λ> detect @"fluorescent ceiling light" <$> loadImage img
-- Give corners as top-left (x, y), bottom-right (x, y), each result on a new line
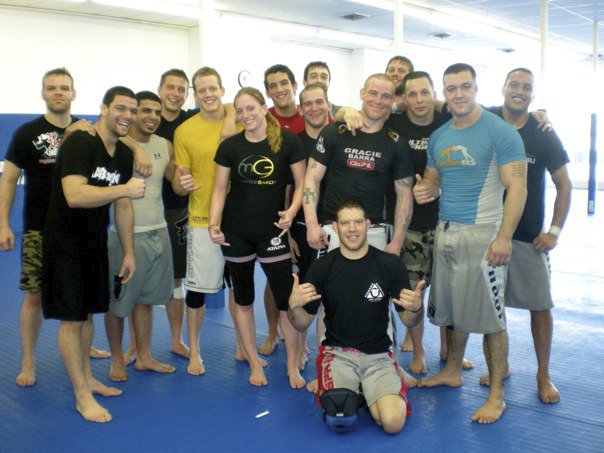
top-left (346, 0), bottom-right (591, 54)
top-left (92, 0), bottom-right (199, 18)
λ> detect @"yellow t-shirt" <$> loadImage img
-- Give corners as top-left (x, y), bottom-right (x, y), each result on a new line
top-left (173, 114), bottom-right (241, 228)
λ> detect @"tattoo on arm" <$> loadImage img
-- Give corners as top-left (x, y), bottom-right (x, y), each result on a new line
top-left (303, 188), bottom-right (316, 205)
top-left (311, 162), bottom-right (317, 169)
top-left (511, 161), bottom-right (526, 177)
top-left (395, 177), bottom-right (413, 189)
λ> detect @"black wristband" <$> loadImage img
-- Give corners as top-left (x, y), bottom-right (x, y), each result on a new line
top-left (410, 305), bottom-right (422, 314)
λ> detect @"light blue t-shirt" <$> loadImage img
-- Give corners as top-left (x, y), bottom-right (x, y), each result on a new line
top-left (426, 109), bottom-right (525, 224)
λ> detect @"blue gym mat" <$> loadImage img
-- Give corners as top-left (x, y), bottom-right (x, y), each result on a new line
top-left (0, 190), bottom-right (603, 452)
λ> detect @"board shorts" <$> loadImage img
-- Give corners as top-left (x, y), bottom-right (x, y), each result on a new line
top-left (317, 346), bottom-right (411, 415)
top-left (506, 239), bottom-right (554, 310)
top-left (108, 228), bottom-right (173, 318)
top-left (185, 227), bottom-right (224, 294)
top-left (428, 220), bottom-right (507, 334)
top-left (401, 229), bottom-right (435, 289)
top-left (42, 249), bottom-right (110, 321)
top-left (165, 207), bottom-right (188, 279)
top-left (20, 230), bottom-right (43, 293)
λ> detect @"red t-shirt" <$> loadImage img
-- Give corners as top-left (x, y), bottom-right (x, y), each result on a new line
top-left (268, 107), bottom-right (305, 134)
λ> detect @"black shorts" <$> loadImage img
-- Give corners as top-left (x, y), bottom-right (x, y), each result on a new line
top-left (289, 220), bottom-right (316, 281)
top-left (164, 207), bottom-right (188, 279)
top-left (42, 252), bottom-right (109, 321)
top-left (222, 229), bottom-right (290, 261)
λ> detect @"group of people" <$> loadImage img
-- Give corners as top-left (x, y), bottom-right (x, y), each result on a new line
top-left (0, 56), bottom-right (571, 434)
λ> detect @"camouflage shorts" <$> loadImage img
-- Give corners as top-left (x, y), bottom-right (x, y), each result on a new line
top-left (20, 230), bottom-right (43, 293)
top-left (401, 229), bottom-right (435, 288)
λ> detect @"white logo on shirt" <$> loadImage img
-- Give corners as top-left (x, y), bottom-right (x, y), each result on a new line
top-left (365, 283), bottom-right (384, 303)
top-left (316, 136), bottom-right (325, 154)
top-left (91, 166), bottom-right (121, 186)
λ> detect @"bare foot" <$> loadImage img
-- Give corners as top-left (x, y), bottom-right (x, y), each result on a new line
top-left (109, 360), bottom-right (128, 382)
top-left (186, 356), bottom-right (206, 376)
top-left (235, 349), bottom-right (247, 362)
top-left (258, 336), bottom-right (278, 356)
top-left (135, 358), bottom-right (176, 374)
top-left (123, 346), bottom-right (137, 366)
top-left (170, 342), bottom-right (190, 359)
top-left (88, 378), bottom-right (123, 397)
top-left (306, 378), bottom-right (318, 394)
top-left (297, 352), bottom-right (308, 371)
top-left (418, 370), bottom-right (463, 388)
top-left (471, 398), bottom-right (506, 424)
top-left (537, 376), bottom-right (560, 404)
top-left (440, 354), bottom-right (475, 370)
top-left (288, 368), bottom-right (306, 389)
top-left (16, 362), bottom-right (36, 387)
top-left (76, 394), bottom-right (112, 423)
top-left (397, 364), bottom-right (417, 388)
top-left (462, 358), bottom-right (475, 370)
top-left (400, 337), bottom-right (414, 352)
top-left (409, 356), bottom-right (428, 375)
top-left (479, 369), bottom-right (511, 386)
top-left (249, 367), bottom-right (268, 386)
top-left (89, 347), bottom-right (111, 359)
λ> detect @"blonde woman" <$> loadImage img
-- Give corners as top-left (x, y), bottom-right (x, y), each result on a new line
top-left (209, 87), bottom-right (306, 388)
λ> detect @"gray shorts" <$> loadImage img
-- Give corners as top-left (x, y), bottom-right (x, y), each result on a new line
top-left (108, 228), bottom-right (174, 318)
top-left (506, 240), bottom-right (554, 311)
top-left (316, 346), bottom-right (410, 414)
top-left (428, 221), bottom-right (507, 334)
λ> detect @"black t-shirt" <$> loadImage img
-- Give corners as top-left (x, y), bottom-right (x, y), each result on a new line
top-left (5, 115), bottom-right (77, 231)
top-left (304, 246), bottom-right (411, 354)
top-left (156, 109), bottom-right (198, 211)
top-left (311, 123), bottom-right (413, 224)
top-left (44, 131), bottom-right (133, 257)
top-left (214, 130), bottom-right (305, 234)
top-left (385, 111), bottom-right (448, 231)
top-left (490, 107), bottom-right (570, 243)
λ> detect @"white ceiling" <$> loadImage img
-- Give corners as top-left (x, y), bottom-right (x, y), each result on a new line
top-left (1, 0), bottom-right (603, 56)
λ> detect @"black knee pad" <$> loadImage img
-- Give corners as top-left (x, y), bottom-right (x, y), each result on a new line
top-left (185, 290), bottom-right (205, 309)
top-left (320, 388), bottom-right (360, 433)
top-left (227, 260), bottom-right (255, 306)
top-left (260, 260), bottom-right (292, 311)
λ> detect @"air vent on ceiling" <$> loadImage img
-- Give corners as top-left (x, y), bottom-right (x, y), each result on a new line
top-left (430, 32), bottom-right (452, 39)
top-left (341, 13), bottom-right (370, 21)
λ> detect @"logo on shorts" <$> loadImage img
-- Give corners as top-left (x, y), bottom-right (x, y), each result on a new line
top-left (267, 236), bottom-right (287, 252)
top-left (365, 283), bottom-right (384, 303)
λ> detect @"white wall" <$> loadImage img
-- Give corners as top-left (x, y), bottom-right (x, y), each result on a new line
top-left (0, 8), bottom-right (191, 115)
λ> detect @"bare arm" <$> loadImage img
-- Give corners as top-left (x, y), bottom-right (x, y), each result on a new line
top-left (334, 106), bottom-right (366, 136)
top-left (208, 164), bottom-right (230, 245)
top-left (413, 167), bottom-right (440, 204)
top-left (385, 176), bottom-right (413, 255)
top-left (533, 164), bottom-right (572, 253)
top-left (302, 158), bottom-right (329, 249)
top-left (486, 160), bottom-right (528, 266)
top-left (163, 140), bottom-right (176, 182)
top-left (113, 197), bottom-right (135, 284)
top-left (0, 161), bottom-right (21, 250)
top-left (62, 174), bottom-right (145, 209)
top-left (394, 281), bottom-right (426, 328)
top-left (287, 274), bottom-right (319, 332)
top-left (120, 135), bottom-right (153, 178)
top-left (220, 103), bottom-right (238, 142)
